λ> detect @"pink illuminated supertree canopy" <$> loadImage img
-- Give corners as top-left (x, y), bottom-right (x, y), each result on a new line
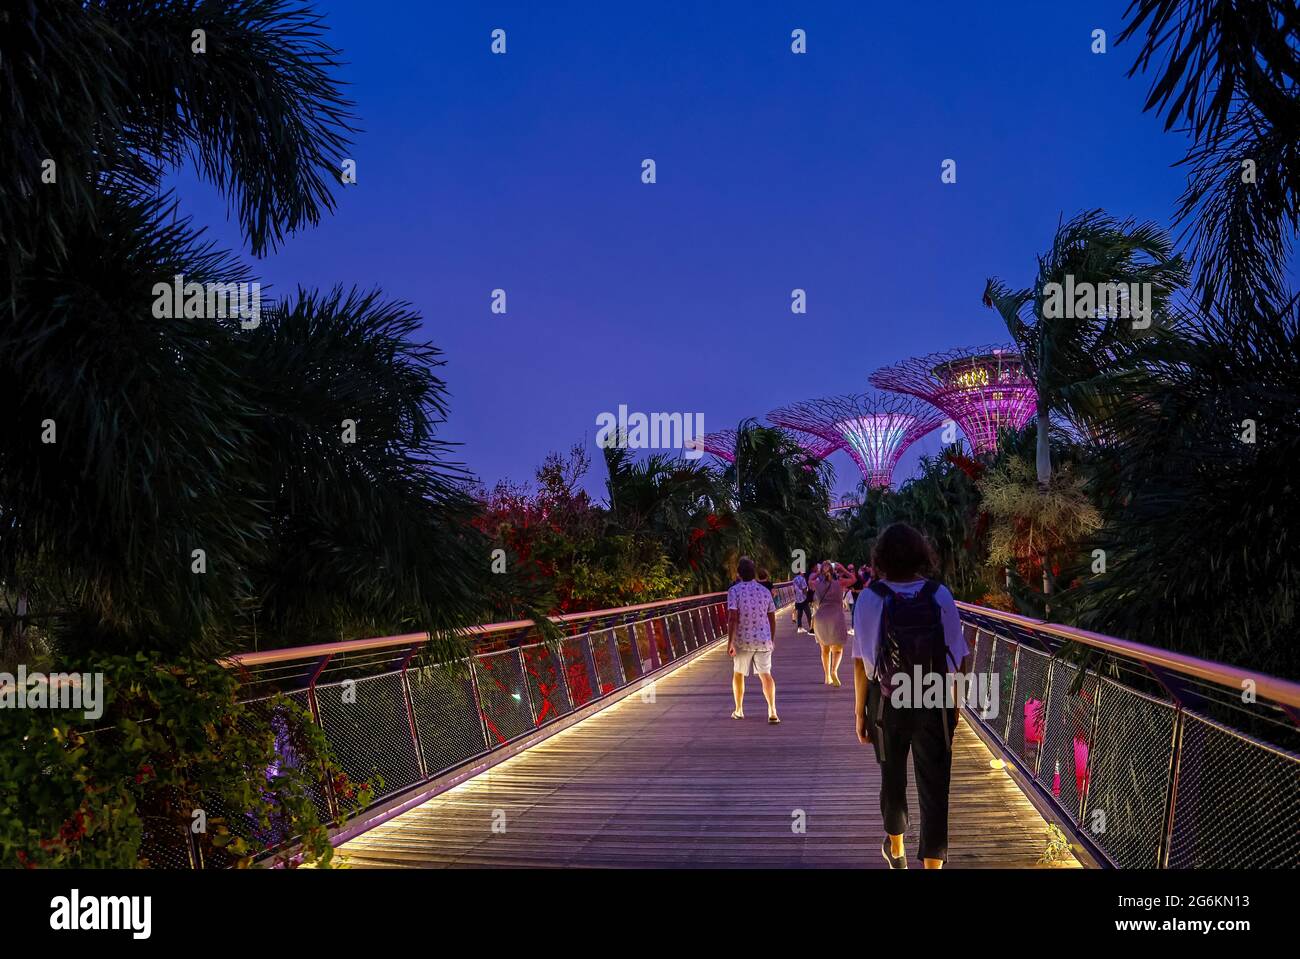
top-left (687, 429), bottom-right (739, 462)
top-left (781, 427), bottom-right (841, 462)
top-left (869, 345), bottom-right (1037, 454)
top-left (769, 393), bottom-right (942, 487)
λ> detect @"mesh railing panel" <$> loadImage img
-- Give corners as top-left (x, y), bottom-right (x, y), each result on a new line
top-left (138, 785), bottom-right (195, 870)
top-left (973, 629), bottom-right (994, 681)
top-left (591, 628), bottom-right (625, 693)
top-left (1167, 711), bottom-right (1300, 869)
top-left (651, 618), bottom-right (673, 666)
top-left (198, 692), bottom-right (334, 868)
top-left (521, 642), bottom-right (573, 727)
top-left (407, 664), bottom-right (488, 776)
top-left (990, 639), bottom-right (1019, 741)
top-left (316, 673), bottom-right (424, 803)
top-left (698, 606), bottom-right (716, 643)
top-left (1034, 660), bottom-right (1099, 823)
top-left (1007, 647), bottom-right (1052, 773)
top-left (1083, 680), bottom-right (1177, 868)
top-left (682, 609), bottom-right (703, 650)
top-left (561, 635), bottom-right (600, 708)
top-left (616, 624), bottom-right (643, 682)
top-left (473, 649), bottom-right (534, 745)
top-left (633, 621), bottom-right (657, 672)
top-left (666, 614), bottom-right (688, 658)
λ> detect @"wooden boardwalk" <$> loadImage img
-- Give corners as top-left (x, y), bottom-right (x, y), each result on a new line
top-left (337, 611), bottom-right (1079, 868)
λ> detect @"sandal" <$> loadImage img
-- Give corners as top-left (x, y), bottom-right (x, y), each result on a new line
top-left (768, 715), bottom-right (781, 724)
top-left (731, 710), bottom-right (744, 720)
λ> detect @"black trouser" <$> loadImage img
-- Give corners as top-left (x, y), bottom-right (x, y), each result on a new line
top-left (795, 600), bottom-right (812, 630)
top-left (878, 703), bottom-right (954, 862)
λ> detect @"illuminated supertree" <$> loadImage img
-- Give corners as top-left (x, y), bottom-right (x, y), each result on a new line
top-left (687, 429), bottom-right (739, 462)
top-left (870, 345), bottom-right (1036, 454)
top-left (687, 426), bottom-right (838, 464)
top-left (769, 392), bottom-right (942, 487)
top-left (782, 428), bottom-right (841, 462)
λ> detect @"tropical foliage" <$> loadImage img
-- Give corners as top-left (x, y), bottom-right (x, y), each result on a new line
top-left (0, 653), bottom-right (372, 868)
top-left (477, 423), bottom-right (839, 613)
top-left (0, 1), bottom-right (497, 869)
top-left (0, 1), bottom-right (493, 666)
top-left (1120, 0), bottom-right (1300, 316)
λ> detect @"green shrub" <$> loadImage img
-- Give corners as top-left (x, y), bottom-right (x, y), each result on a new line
top-left (0, 653), bottom-right (370, 868)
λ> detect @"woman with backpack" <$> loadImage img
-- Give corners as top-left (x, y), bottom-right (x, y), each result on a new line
top-left (851, 523), bottom-right (970, 869)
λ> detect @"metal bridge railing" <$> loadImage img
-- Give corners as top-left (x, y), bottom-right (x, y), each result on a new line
top-left (956, 602), bottom-right (1300, 869)
top-left (142, 587), bottom-right (1297, 868)
top-left (148, 584), bottom-right (797, 867)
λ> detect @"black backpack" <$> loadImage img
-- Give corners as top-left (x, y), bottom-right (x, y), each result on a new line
top-left (864, 580), bottom-right (957, 761)
top-left (869, 579), bottom-right (952, 695)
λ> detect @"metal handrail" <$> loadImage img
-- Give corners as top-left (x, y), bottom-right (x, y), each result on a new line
top-left (184, 589), bottom-right (1298, 869)
top-left (956, 605), bottom-right (1300, 869)
top-left (222, 586), bottom-right (777, 669)
top-left (170, 584), bottom-right (797, 867)
top-left (955, 601), bottom-right (1300, 710)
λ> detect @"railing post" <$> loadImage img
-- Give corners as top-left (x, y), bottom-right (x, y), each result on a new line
top-left (554, 635), bottom-right (575, 711)
top-left (1000, 641), bottom-right (1019, 743)
top-left (1156, 707), bottom-right (1185, 868)
top-left (466, 652), bottom-right (494, 748)
top-left (397, 642), bottom-right (428, 780)
top-left (1031, 657), bottom-right (1054, 778)
top-left (517, 647), bottom-right (538, 726)
top-left (304, 655), bottom-right (338, 822)
top-left (645, 617), bottom-right (662, 672)
top-left (1080, 672), bottom-right (1103, 822)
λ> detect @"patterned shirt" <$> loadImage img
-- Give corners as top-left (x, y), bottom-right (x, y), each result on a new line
top-left (727, 580), bottom-right (777, 650)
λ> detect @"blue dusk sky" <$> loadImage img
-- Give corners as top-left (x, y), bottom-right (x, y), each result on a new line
top-left (172, 1), bottom-right (1255, 498)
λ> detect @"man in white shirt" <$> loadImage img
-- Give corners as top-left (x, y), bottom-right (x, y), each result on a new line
top-left (726, 556), bottom-right (779, 723)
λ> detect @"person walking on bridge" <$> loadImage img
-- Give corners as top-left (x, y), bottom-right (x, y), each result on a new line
top-left (726, 556), bottom-right (780, 724)
top-left (811, 561), bottom-right (854, 686)
top-left (792, 569), bottom-right (812, 633)
top-left (852, 523), bottom-right (970, 869)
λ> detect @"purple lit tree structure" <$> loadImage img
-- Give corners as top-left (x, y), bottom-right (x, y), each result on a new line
top-left (688, 427), bottom-right (838, 465)
top-left (782, 428), bottom-right (841, 463)
top-left (870, 345), bottom-right (1036, 454)
top-left (689, 429), bottom-right (739, 463)
top-left (769, 393), bottom-right (942, 487)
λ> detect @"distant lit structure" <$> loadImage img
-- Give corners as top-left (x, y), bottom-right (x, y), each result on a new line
top-left (870, 345), bottom-right (1036, 454)
top-left (687, 426), bottom-right (839, 465)
top-left (769, 392), bottom-right (942, 487)
top-left (689, 429), bottom-right (739, 463)
top-left (783, 428), bottom-right (841, 462)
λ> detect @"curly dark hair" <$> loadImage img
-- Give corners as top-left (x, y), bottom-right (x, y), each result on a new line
top-left (870, 522), bottom-right (937, 581)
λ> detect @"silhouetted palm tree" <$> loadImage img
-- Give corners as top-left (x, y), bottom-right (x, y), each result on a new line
top-left (983, 210), bottom-right (1188, 489)
top-left (723, 421), bottom-right (837, 576)
top-left (1073, 296), bottom-right (1300, 678)
top-left (0, 2), bottom-right (490, 660)
top-left (1120, 0), bottom-right (1300, 315)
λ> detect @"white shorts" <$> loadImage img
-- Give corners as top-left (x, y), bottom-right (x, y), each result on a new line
top-left (733, 647), bottom-right (773, 676)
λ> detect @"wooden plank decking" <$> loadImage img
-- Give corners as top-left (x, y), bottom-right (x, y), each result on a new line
top-left (337, 611), bottom-right (1079, 868)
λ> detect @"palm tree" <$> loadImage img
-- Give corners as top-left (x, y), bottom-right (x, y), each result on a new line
top-left (1, 0), bottom-right (354, 267)
top-left (1059, 292), bottom-right (1300, 675)
top-left (722, 421), bottom-right (837, 576)
top-left (983, 210), bottom-right (1189, 490)
top-left (0, 2), bottom-right (491, 660)
top-left (1119, 1), bottom-right (1300, 316)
